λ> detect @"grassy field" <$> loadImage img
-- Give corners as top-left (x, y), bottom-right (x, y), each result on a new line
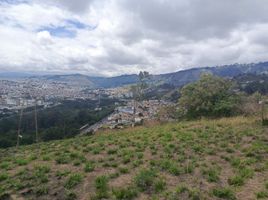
top-left (0, 117), bottom-right (267, 200)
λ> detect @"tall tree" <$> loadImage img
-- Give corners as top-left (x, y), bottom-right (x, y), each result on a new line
top-left (178, 74), bottom-right (240, 118)
top-left (131, 71), bottom-right (150, 101)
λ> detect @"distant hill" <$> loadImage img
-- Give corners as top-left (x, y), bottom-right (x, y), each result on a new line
top-left (154, 62), bottom-right (268, 87)
top-left (36, 74), bottom-right (96, 87)
top-left (89, 74), bottom-right (138, 88)
top-left (2, 61), bottom-right (267, 88)
top-left (234, 73), bottom-right (268, 95)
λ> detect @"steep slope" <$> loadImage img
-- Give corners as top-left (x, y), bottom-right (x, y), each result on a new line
top-left (0, 117), bottom-right (267, 200)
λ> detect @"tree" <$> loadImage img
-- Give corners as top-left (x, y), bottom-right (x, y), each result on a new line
top-left (131, 71), bottom-right (150, 101)
top-left (178, 74), bottom-right (240, 118)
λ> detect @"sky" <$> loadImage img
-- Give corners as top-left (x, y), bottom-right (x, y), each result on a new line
top-left (1, 0), bottom-right (268, 76)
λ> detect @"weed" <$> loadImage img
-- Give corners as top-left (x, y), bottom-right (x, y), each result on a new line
top-left (119, 167), bottom-right (129, 174)
top-left (134, 169), bottom-right (157, 192)
top-left (112, 186), bottom-right (138, 200)
top-left (84, 161), bottom-right (95, 173)
top-left (64, 173), bottom-right (83, 189)
top-left (15, 158), bottom-right (28, 166)
top-left (202, 168), bottom-right (219, 182)
top-left (0, 173), bottom-right (8, 182)
top-left (94, 175), bottom-right (109, 199)
top-left (34, 185), bottom-right (49, 196)
top-left (228, 175), bottom-right (244, 186)
top-left (256, 191), bottom-right (268, 199)
top-left (212, 187), bottom-right (236, 200)
top-left (154, 179), bottom-right (166, 193)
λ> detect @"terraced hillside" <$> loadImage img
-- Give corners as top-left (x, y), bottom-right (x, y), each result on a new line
top-left (0, 117), bottom-right (267, 200)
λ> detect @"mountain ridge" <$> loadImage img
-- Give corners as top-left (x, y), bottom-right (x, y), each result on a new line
top-left (1, 61), bottom-right (267, 88)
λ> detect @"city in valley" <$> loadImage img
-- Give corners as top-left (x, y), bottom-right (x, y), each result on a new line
top-left (0, 77), bottom-right (175, 133)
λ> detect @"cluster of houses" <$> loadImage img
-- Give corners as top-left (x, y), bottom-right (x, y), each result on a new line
top-left (80, 100), bottom-right (176, 134)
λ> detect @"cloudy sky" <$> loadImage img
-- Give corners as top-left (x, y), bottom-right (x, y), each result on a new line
top-left (0, 0), bottom-right (268, 76)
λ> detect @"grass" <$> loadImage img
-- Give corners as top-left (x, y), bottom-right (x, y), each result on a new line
top-left (64, 173), bottom-right (83, 189)
top-left (84, 161), bottom-right (95, 172)
top-left (212, 187), bottom-right (236, 200)
top-left (0, 117), bottom-right (267, 199)
top-left (134, 169), bottom-right (157, 192)
top-left (202, 167), bottom-right (220, 182)
top-left (112, 186), bottom-right (138, 200)
top-left (93, 175), bottom-right (109, 199)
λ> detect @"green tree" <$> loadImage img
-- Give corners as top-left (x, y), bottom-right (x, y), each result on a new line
top-left (131, 71), bottom-right (150, 101)
top-left (178, 74), bottom-right (240, 118)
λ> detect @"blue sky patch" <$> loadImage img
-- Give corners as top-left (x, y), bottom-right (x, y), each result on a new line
top-left (0, 0), bottom-right (29, 5)
top-left (38, 26), bottom-right (77, 38)
top-left (65, 19), bottom-right (87, 29)
top-left (37, 19), bottom-right (96, 38)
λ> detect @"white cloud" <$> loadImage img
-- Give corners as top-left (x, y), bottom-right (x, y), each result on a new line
top-left (0, 0), bottom-right (268, 76)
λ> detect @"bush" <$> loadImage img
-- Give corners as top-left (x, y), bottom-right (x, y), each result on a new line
top-left (179, 74), bottom-right (240, 118)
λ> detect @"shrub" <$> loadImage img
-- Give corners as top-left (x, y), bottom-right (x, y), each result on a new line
top-left (178, 74), bottom-right (240, 118)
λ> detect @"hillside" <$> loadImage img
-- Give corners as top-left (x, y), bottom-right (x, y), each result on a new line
top-left (0, 117), bottom-right (267, 200)
top-left (155, 62), bottom-right (268, 87)
top-left (234, 74), bottom-right (268, 95)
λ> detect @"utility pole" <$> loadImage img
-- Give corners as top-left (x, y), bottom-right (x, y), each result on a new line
top-left (16, 107), bottom-right (24, 149)
top-left (98, 93), bottom-right (101, 107)
top-left (34, 99), bottom-right (38, 143)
